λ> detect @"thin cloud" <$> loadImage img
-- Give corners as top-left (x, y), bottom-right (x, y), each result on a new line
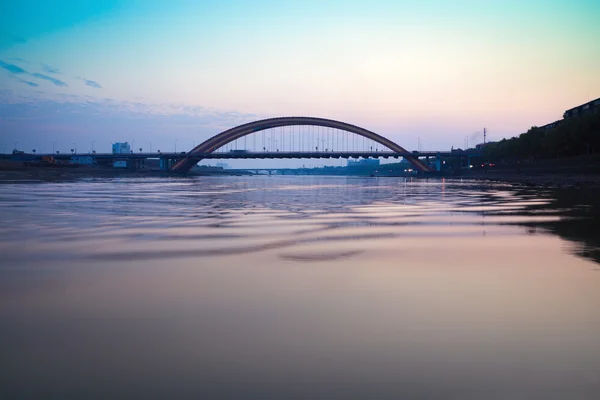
top-left (19, 80), bottom-right (39, 87)
top-left (0, 94), bottom-right (259, 161)
top-left (0, 60), bottom-right (27, 74)
top-left (84, 79), bottom-right (102, 89)
top-left (0, 31), bottom-right (26, 46)
top-left (8, 57), bottom-right (28, 63)
top-left (32, 73), bottom-right (68, 87)
top-left (0, 60), bottom-right (66, 87)
top-left (42, 64), bottom-right (60, 74)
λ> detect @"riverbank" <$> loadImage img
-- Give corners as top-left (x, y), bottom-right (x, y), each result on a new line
top-left (0, 168), bottom-right (252, 183)
top-left (2, 163), bottom-right (600, 188)
top-left (442, 152), bottom-right (600, 188)
top-left (458, 170), bottom-right (600, 188)
top-left (0, 169), bottom-right (173, 183)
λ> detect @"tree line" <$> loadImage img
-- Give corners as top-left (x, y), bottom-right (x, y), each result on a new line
top-left (483, 111), bottom-right (600, 162)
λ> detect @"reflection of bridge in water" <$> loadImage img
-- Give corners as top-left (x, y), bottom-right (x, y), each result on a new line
top-left (29, 117), bottom-right (482, 173)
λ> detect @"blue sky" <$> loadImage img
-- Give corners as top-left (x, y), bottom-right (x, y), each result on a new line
top-left (1, 0), bottom-right (599, 165)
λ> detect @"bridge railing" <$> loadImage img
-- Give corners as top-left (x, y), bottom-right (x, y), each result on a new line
top-left (23, 150), bottom-right (480, 159)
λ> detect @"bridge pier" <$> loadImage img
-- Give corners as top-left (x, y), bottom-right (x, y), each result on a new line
top-left (130, 158), bottom-right (145, 170)
top-left (160, 158), bottom-right (178, 170)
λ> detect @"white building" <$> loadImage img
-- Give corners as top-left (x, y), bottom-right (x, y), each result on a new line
top-left (112, 142), bottom-right (131, 154)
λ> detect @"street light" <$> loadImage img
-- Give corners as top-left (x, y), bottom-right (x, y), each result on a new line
top-left (72, 142), bottom-right (77, 154)
top-left (174, 139), bottom-right (178, 153)
top-left (53, 141), bottom-right (57, 154)
top-left (149, 142), bottom-right (152, 152)
top-left (92, 140), bottom-right (95, 153)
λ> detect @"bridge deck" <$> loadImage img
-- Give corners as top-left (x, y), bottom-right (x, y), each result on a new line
top-left (25, 150), bottom-right (480, 161)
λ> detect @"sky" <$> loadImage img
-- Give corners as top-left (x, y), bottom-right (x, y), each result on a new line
top-left (1, 0), bottom-right (599, 166)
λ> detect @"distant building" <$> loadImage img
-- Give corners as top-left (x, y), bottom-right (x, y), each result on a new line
top-left (526, 96), bottom-right (599, 136)
top-left (70, 155), bottom-right (95, 165)
top-left (347, 158), bottom-right (380, 167)
top-left (475, 141), bottom-right (496, 150)
top-left (216, 162), bottom-right (229, 169)
top-left (112, 142), bottom-right (131, 154)
top-left (538, 120), bottom-right (562, 130)
top-left (563, 97), bottom-right (600, 119)
top-left (193, 165), bottom-right (224, 173)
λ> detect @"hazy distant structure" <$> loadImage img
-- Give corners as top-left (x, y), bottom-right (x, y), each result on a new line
top-left (347, 159), bottom-right (380, 167)
top-left (216, 162), bottom-right (229, 169)
top-left (563, 97), bottom-right (600, 119)
top-left (475, 127), bottom-right (495, 150)
top-left (475, 141), bottom-right (495, 150)
top-left (112, 142), bottom-right (131, 154)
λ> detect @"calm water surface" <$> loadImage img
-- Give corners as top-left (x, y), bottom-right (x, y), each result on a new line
top-left (1, 176), bottom-right (600, 399)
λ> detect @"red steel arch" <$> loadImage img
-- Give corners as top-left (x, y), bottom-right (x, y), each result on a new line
top-left (171, 116), bottom-right (431, 172)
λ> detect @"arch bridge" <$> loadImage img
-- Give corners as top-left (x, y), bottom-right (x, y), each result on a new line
top-left (170, 117), bottom-right (433, 173)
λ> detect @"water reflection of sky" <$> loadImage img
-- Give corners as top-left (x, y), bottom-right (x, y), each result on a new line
top-left (0, 176), bottom-right (598, 266)
top-left (1, 177), bottom-right (599, 398)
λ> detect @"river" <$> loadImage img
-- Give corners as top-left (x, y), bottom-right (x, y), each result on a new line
top-left (1, 176), bottom-right (599, 399)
